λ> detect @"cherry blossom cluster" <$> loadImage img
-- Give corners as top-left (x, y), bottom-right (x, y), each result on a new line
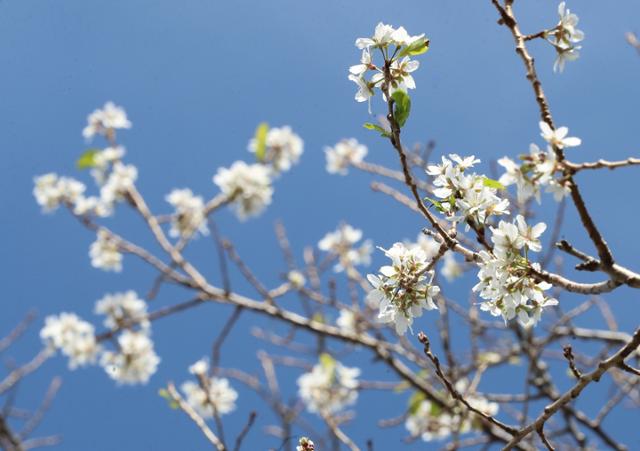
top-left (473, 216), bottom-right (558, 327)
top-left (366, 243), bottom-right (440, 335)
top-left (405, 381), bottom-right (498, 442)
top-left (317, 224), bottom-right (372, 274)
top-left (213, 161), bottom-right (273, 220)
top-left (41, 291), bottom-right (160, 384)
top-left (165, 188), bottom-right (209, 239)
top-left (349, 23), bottom-right (429, 109)
top-left (324, 138), bottom-right (368, 175)
top-left (550, 2), bottom-right (585, 73)
top-left (180, 358), bottom-right (239, 418)
top-left (297, 353), bottom-right (360, 414)
top-left (90, 230), bottom-right (122, 272)
top-left (82, 101), bottom-right (132, 140)
top-left (248, 125), bottom-right (304, 174)
top-left (426, 154), bottom-right (510, 227)
top-left (406, 233), bottom-right (463, 283)
top-left (296, 437), bottom-right (315, 451)
top-left (498, 121), bottom-right (580, 203)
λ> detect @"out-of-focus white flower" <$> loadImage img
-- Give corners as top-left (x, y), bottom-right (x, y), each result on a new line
top-left (33, 174), bottom-right (86, 212)
top-left (287, 270), bottom-right (307, 289)
top-left (90, 230), bottom-right (122, 272)
top-left (406, 233), bottom-right (441, 261)
top-left (100, 330), bottom-right (160, 385)
top-left (165, 188), bottom-right (208, 239)
top-left (556, 2), bottom-right (584, 46)
top-left (91, 146), bottom-right (126, 185)
top-left (405, 381), bottom-right (498, 442)
top-left (297, 354), bottom-right (360, 414)
top-left (189, 358), bottom-right (209, 376)
top-left (539, 121), bottom-right (581, 149)
top-left (325, 139), bottom-right (368, 175)
top-left (40, 313), bottom-right (100, 369)
top-left (94, 290), bottom-right (149, 331)
top-left (100, 162), bottom-right (137, 205)
top-left (248, 126), bottom-right (303, 173)
top-left (553, 44), bottom-right (581, 73)
top-left (181, 372), bottom-right (238, 417)
top-left (213, 161), bottom-right (273, 220)
top-left (336, 309), bottom-right (358, 335)
top-left (83, 102), bottom-right (132, 140)
top-left (318, 224), bottom-right (372, 273)
top-left (296, 437), bottom-right (315, 451)
top-left (441, 252), bottom-right (462, 282)
top-left (367, 243), bottom-right (440, 335)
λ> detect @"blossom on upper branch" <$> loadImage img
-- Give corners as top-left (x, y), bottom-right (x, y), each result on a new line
top-left (350, 23), bottom-right (428, 108)
top-left (165, 188), bottom-right (208, 239)
top-left (90, 230), bottom-right (123, 272)
top-left (367, 243), bottom-right (439, 335)
top-left (318, 224), bottom-right (372, 273)
top-left (248, 126), bottom-right (303, 174)
top-left (550, 2), bottom-right (584, 73)
top-left (180, 359), bottom-right (238, 418)
top-left (33, 174), bottom-right (85, 212)
top-left (94, 290), bottom-right (149, 331)
top-left (40, 313), bottom-right (100, 369)
top-left (325, 138), bottom-right (368, 175)
top-left (297, 353), bottom-right (359, 414)
top-left (83, 102), bottom-right (131, 140)
top-left (539, 121), bottom-right (581, 149)
top-left (213, 161), bottom-right (273, 220)
top-left (473, 216), bottom-right (557, 327)
top-left (100, 330), bottom-right (160, 385)
top-left (426, 154), bottom-right (509, 227)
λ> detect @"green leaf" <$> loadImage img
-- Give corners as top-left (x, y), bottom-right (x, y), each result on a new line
top-left (319, 352), bottom-right (337, 384)
top-left (429, 402), bottom-right (442, 417)
top-left (363, 122), bottom-right (391, 138)
top-left (482, 177), bottom-right (506, 190)
top-left (424, 196), bottom-right (445, 213)
top-left (391, 90), bottom-right (411, 128)
top-left (398, 37), bottom-right (430, 58)
top-left (407, 391), bottom-right (426, 415)
top-left (311, 312), bottom-right (324, 324)
top-left (158, 389), bottom-right (179, 409)
top-left (254, 122), bottom-right (269, 162)
top-left (76, 149), bottom-right (100, 169)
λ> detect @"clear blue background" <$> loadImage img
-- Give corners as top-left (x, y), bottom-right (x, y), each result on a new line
top-left (1, 1), bottom-right (639, 449)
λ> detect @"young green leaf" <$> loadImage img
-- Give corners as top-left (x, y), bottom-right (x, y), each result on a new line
top-left (363, 122), bottom-right (391, 138)
top-left (254, 122), bottom-right (269, 162)
top-left (424, 196), bottom-right (445, 213)
top-left (407, 391), bottom-right (426, 415)
top-left (391, 90), bottom-right (411, 128)
top-left (482, 177), bottom-right (506, 190)
top-left (76, 149), bottom-right (100, 170)
top-left (158, 389), bottom-right (179, 409)
top-left (398, 37), bottom-right (430, 58)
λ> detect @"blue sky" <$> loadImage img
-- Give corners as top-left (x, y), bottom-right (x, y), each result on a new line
top-left (1, 0), bottom-right (639, 449)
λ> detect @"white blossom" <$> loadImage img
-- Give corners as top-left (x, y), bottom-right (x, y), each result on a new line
top-left (83, 102), bottom-right (132, 140)
top-left (441, 252), bottom-right (463, 282)
top-left (91, 146), bottom-right (126, 185)
top-left (33, 174), bottom-right (85, 212)
top-left (94, 291), bottom-right (149, 331)
top-left (165, 188), bottom-right (208, 239)
top-left (473, 216), bottom-right (557, 327)
top-left (248, 126), bottom-right (303, 173)
top-left (318, 224), bottom-right (372, 273)
top-left (40, 313), bottom-right (100, 369)
top-left (367, 243), bottom-right (440, 335)
top-left (213, 161), bottom-right (273, 220)
top-left (355, 22), bottom-right (396, 50)
top-left (90, 230), bottom-right (122, 272)
top-left (296, 438), bottom-right (315, 451)
top-left (556, 2), bottom-right (584, 46)
top-left (100, 162), bottom-right (137, 205)
top-left (180, 368), bottom-right (238, 417)
top-left (297, 354), bottom-right (359, 414)
top-left (553, 44), bottom-right (581, 73)
top-left (498, 143), bottom-right (569, 204)
top-left (287, 270), bottom-right (307, 289)
top-left (336, 309), bottom-right (358, 335)
top-left (426, 154), bottom-right (509, 226)
top-left (405, 381), bottom-right (498, 442)
top-left (539, 121), bottom-right (581, 149)
top-left (100, 330), bottom-right (160, 385)
top-left (325, 139), bottom-right (368, 175)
